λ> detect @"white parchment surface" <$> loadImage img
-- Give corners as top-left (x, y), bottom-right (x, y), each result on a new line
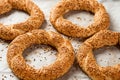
top-left (0, 0), bottom-right (120, 80)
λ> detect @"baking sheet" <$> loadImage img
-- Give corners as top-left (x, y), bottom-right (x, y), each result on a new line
top-left (0, 0), bottom-right (120, 80)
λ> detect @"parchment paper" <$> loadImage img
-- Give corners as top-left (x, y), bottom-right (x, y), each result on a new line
top-left (0, 0), bottom-right (120, 80)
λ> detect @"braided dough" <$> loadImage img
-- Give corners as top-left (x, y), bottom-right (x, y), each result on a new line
top-left (50, 0), bottom-right (110, 38)
top-left (7, 30), bottom-right (75, 80)
top-left (0, 0), bottom-right (44, 40)
top-left (76, 30), bottom-right (120, 80)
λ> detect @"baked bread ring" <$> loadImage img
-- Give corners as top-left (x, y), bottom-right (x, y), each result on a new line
top-left (0, 0), bottom-right (44, 40)
top-left (7, 30), bottom-right (75, 80)
top-left (50, 0), bottom-right (110, 38)
top-left (76, 30), bottom-right (120, 80)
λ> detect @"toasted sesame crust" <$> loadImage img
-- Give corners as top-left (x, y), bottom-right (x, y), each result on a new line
top-left (50, 0), bottom-right (110, 38)
top-left (7, 30), bottom-right (75, 80)
top-left (0, 0), bottom-right (44, 40)
top-left (76, 30), bottom-right (120, 80)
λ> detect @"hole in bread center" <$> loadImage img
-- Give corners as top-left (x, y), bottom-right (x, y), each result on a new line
top-left (0, 9), bottom-right (29, 25)
top-left (64, 10), bottom-right (94, 28)
top-left (23, 44), bottom-right (57, 69)
top-left (94, 46), bottom-right (120, 67)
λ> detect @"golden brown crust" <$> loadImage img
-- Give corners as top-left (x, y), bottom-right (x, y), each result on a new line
top-left (76, 30), bottom-right (120, 80)
top-left (7, 30), bottom-right (75, 80)
top-left (50, 0), bottom-right (110, 38)
top-left (0, 0), bottom-right (44, 40)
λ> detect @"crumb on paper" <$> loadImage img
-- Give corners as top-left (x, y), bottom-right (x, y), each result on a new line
top-left (44, 57), bottom-right (47, 60)
top-left (25, 59), bottom-right (31, 63)
top-left (77, 17), bottom-right (81, 20)
top-left (48, 24), bottom-right (52, 26)
top-left (1, 49), bottom-right (4, 52)
top-left (6, 46), bottom-right (8, 48)
top-left (34, 59), bottom-right (36, 61)
top-left (89, 19), bottom-right (92, 21)
top-left (10, 75), bottom-right (14, 78)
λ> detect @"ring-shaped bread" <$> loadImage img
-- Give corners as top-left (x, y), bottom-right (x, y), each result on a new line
top-left (76, 30), bottom-right (120, 80)
top-left (50, 0), bottom-right (110, 38)
top-left (7, 30), bottom-right (75, 80)
top-left (0, 0), bottom-right (44, 40)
